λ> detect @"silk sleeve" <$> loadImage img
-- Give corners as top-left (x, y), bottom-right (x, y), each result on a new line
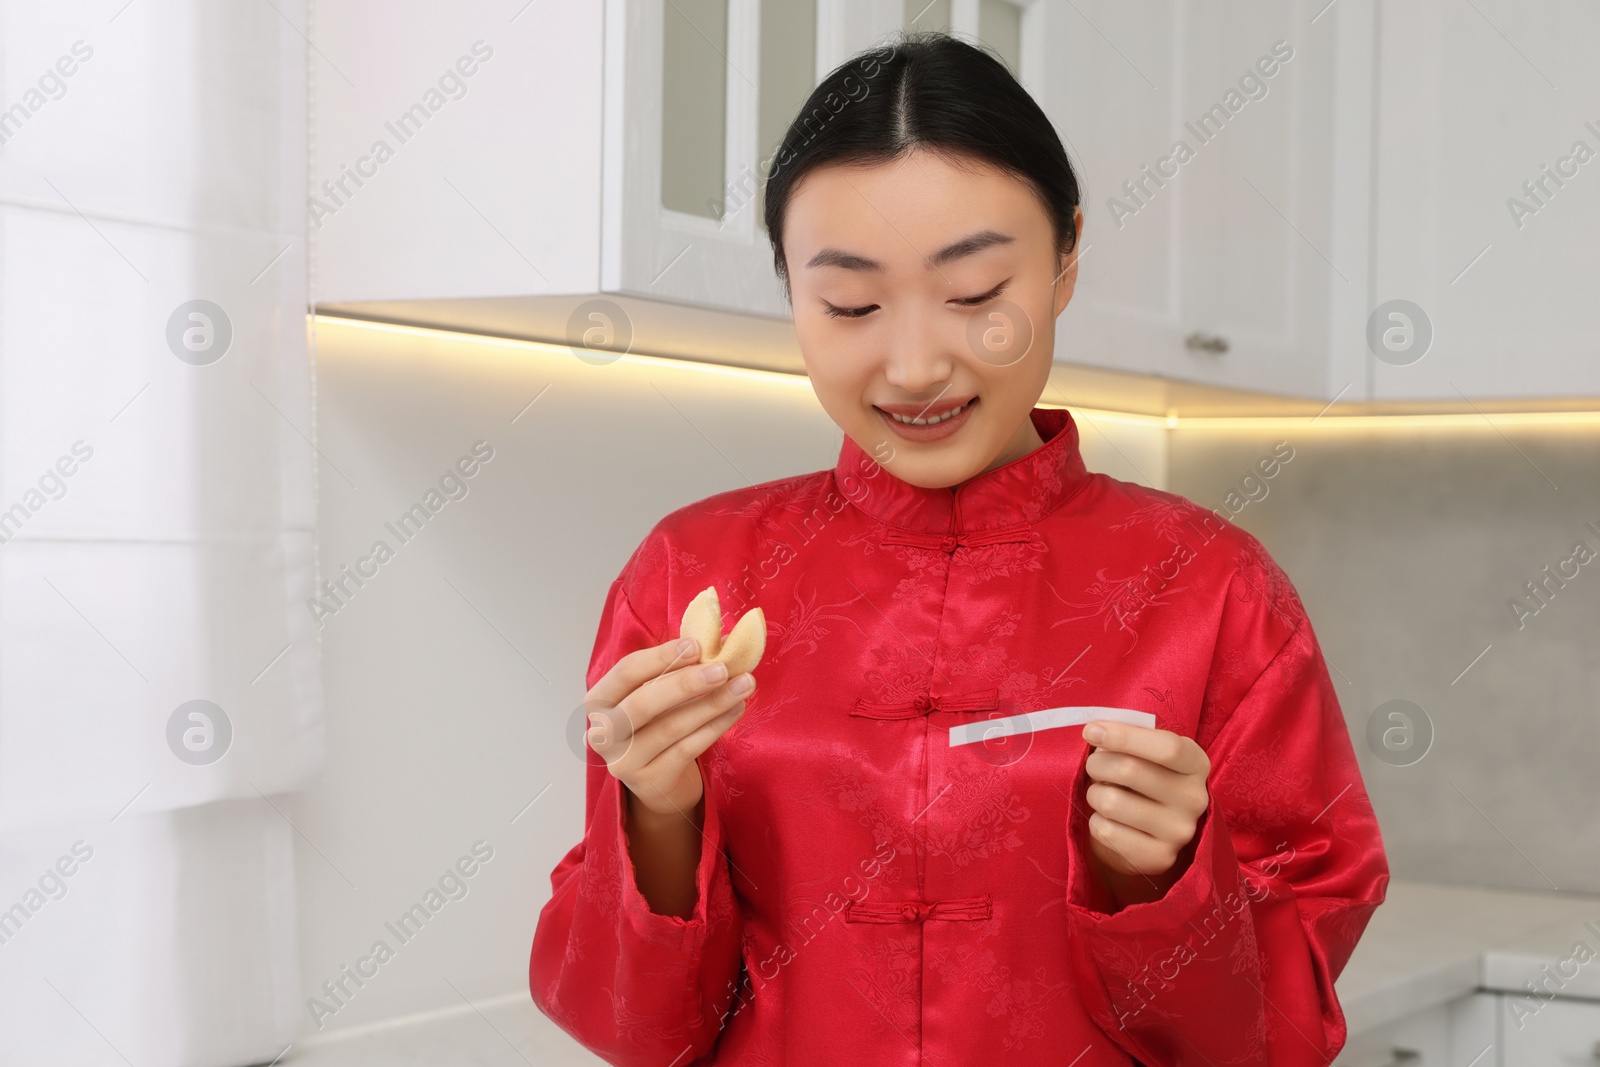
top-left (1061, 563), bottom-right (1391, 1066)
top-left (529, 552), bottom-right (744, 1066)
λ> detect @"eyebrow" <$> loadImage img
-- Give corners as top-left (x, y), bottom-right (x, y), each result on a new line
top-left (804, 229), bottom-right (1015, 272)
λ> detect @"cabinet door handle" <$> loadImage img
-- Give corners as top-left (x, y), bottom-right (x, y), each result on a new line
top-left (1375, 1048), bottom-right (1420, 1067)
top-left (1184, 331), bottom-right (1229, 354)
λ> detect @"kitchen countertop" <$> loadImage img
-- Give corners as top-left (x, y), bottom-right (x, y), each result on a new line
top-left (1336, 880), bottom-right (1600, 1036)
top-left (288, 880), bottom-right (1600, 1065)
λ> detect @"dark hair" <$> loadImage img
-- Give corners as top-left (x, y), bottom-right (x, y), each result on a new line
top-left (762, 31), bottom-right (1081, 303)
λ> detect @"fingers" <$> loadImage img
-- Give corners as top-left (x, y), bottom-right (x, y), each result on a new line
top-left (605, 687), bottom-right (749, 820)
top-left (1084, 721), bottom-right (1210, 778)
top-left (589, 636), bottom-right (703, 710)
top-left (1086, 781), bottom-right (1194, 845)
top-left (659, 698), bottom-right (748, 769)
top-left (1084, 747), bottom-right (1189, 805)
top-left (614, 673), bottom-right (752, 773)
top-left (1081, 724), bottom-right (1210, 878)
top-left (587, 642), bottom-right (732, 757)
top-left (1086, 811), bottom-right (1177, 877)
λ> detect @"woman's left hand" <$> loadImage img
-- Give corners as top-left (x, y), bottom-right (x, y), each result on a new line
top-left (1080, 720), bottom-right (1211, 902)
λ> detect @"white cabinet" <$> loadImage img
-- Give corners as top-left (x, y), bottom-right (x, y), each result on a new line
top-left (310, 2), bottom-right (608, 304)
top-left (313, 0), bottom-right (898, 317)
top-left (314, 1), bottom-right (1599, 403)
top-left (316, 0), bottom-right (833, 314)
top-left (1043, 0), bottom-right (1600, 403)
top-left (1367, 0), bottom-right (1600, 401)
top-left (314, 0), bottom-right (1048, 318)
top-left (1334, 992), bottom-right (1501, 1067)
top-left (609, 0), bottom-right (1046, 315)
top-left (1501, 994), bottom-right (1600, 1066)
top-left (1335, 996), bottom-right (1453, 1067)
top-left (1335, 990), bottom-right (1600, 1067)
top-left (1042, 0), bottom-right (1369, 402)
top-left (1450, 992), bottom-right (1501, 1067)
top-left (607, 0), bottom-right (824, 319)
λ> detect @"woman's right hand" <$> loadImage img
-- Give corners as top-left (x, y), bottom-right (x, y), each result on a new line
top-left (584, 636), bottom-right (756, 818)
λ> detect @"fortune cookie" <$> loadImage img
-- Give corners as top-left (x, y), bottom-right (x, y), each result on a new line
top-left (678, 586), bottom-right (766, 678)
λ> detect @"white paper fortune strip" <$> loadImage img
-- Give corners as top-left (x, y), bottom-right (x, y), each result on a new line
top-left (947, 706), bottom-right (1157, 747)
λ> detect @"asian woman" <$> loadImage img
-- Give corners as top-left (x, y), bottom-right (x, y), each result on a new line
top-left (531, 30), bottom-right (1389, 1067)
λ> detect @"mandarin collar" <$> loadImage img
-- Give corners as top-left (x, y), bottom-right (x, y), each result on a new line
top-left (832, 406), bottom-right (1091, 535)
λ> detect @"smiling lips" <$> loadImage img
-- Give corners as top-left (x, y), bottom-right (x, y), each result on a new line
top-left (875, 396), bottom-right (977, 425)
top-left (873, 396), bottom-right (979, 442)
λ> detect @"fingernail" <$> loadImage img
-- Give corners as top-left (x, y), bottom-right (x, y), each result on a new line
top-left (730, 673), bottom-right (754, 695)
top-left (1083, 723), bottom-right (1106, 743)
top-left (701, 661), bottom-right (728, 683)
top-left (676, 638), bottom-right (697, 657)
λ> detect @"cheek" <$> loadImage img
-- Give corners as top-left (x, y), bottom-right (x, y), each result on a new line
top-left (969, 309), bottom-right (1053, 390)
top-left (795, 316), bottom-right (875, 387)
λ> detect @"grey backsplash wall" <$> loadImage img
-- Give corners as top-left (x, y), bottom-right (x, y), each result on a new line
top-left (1167, 423), bottom-right (1600, 897)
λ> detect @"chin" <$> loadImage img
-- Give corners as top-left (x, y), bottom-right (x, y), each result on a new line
top-left (882, 443), bottom-right (990, 489)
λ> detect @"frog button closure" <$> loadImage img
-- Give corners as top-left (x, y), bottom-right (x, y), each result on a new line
top-left (843, 894), bottom-right (993, 924)
top-left (849, 688), bottom-right (998, 719)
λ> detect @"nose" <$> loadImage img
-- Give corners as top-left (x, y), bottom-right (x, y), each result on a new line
top-left (883, 299), bottom-right (957, 396)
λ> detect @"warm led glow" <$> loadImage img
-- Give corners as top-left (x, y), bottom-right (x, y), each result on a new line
top-left (314, 314), bottom-right (813, 392)
top-left (313, 315), bottom-right (1600, 429)
top-left (1172, 410), bottom-right (1600, 430)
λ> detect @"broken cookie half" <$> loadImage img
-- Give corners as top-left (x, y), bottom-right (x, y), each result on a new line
top-left (678, 586), bottom-right (766, 678)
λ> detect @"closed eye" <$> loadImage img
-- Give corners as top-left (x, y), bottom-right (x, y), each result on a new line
top-left (822, 282), bottom-right (1009, 320)
top-left (953, 283), bottom-right (1008, 306)
top-left (822, 301), bottom-right (878, 319)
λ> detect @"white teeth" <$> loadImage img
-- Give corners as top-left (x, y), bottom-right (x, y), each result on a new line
top-left (885, 399), bottom-right (972, 426)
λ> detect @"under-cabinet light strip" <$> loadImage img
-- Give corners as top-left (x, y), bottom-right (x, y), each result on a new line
top-left (314, 314), bottom-right (808, 389)
top-left (313, 315), bottom-right (1600, 429)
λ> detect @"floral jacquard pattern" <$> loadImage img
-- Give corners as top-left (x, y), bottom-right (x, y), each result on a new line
top-left (1109, 495), bottom-right (1218, 543)
top-left (1214, 748), bottom-right (1315, 833)
top-left (959, 539), bottom-right (1049, 583)
top-left (1232, 540), bottom-right (1306, 633)
top-left (763, 584), bottom-right (869, 664)
top-left (925, 762), bottom-right (1031, 873)
top-left (846, 932), bottom-right (923, 1039)
top-left (1044, 568), bottom-right (1188, 655)
top-left (929, 942), bottom-right (1074, 1054)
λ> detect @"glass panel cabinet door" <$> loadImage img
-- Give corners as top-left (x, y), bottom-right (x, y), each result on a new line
top-left (977, 0), bottom-right (1022, 72)
top-left (904, 1), bottom-right (1026, 78)
top-left (756, 0), bottom-right (818, 231)
top-left (905, 0), bottom-right (952, 32)
top-left (661, 0), bottom-right (729, 219)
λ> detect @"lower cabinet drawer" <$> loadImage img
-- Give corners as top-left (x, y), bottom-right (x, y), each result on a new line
top-left (1334, 1000), bottom-right (1452, 1067)
top-left (1501, 994), bottom-right (1600, 1066)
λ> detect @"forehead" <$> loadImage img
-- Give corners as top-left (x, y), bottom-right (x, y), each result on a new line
top-left (783, 150), bottom-right (1045, 266)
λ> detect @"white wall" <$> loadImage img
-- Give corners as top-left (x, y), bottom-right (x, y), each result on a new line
top-left (0, 2), bottom-right (315, 1065)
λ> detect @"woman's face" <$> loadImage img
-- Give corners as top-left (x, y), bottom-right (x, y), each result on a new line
top-left (784, 147), bottom-right (1082, 489)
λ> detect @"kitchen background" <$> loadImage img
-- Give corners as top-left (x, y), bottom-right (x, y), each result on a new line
top-left (1, 1), bottom-right (1597, 1065)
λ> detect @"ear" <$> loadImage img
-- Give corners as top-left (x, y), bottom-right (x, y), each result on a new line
top-left (1052, 206), bottom-right (1085, 317)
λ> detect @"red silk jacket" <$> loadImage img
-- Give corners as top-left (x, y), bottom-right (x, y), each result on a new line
top-left (530, 405), bottom-right (1390, 1066)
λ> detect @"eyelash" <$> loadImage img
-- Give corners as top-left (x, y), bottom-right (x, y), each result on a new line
top-left (822, 284), bottom-right (1009, 319)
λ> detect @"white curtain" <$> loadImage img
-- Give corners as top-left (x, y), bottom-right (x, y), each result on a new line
top-left (0, 2), bottom-right (319, 1064)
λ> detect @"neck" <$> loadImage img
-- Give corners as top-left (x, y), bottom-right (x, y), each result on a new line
top-left (980, 412), bottom-right (1046, 475)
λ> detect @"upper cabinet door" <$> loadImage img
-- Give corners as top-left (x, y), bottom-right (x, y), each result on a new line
top-left (606, 0), bottom-right (845, 318)
top-left (1369, 0), bottom-right (1600, 401)
top-left (604, 0), bottom-right (1043, 321)
top-left (900, 0), bottom-right (1032, 80)
top-left (1044, 0), bottom-right (1358, 400)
